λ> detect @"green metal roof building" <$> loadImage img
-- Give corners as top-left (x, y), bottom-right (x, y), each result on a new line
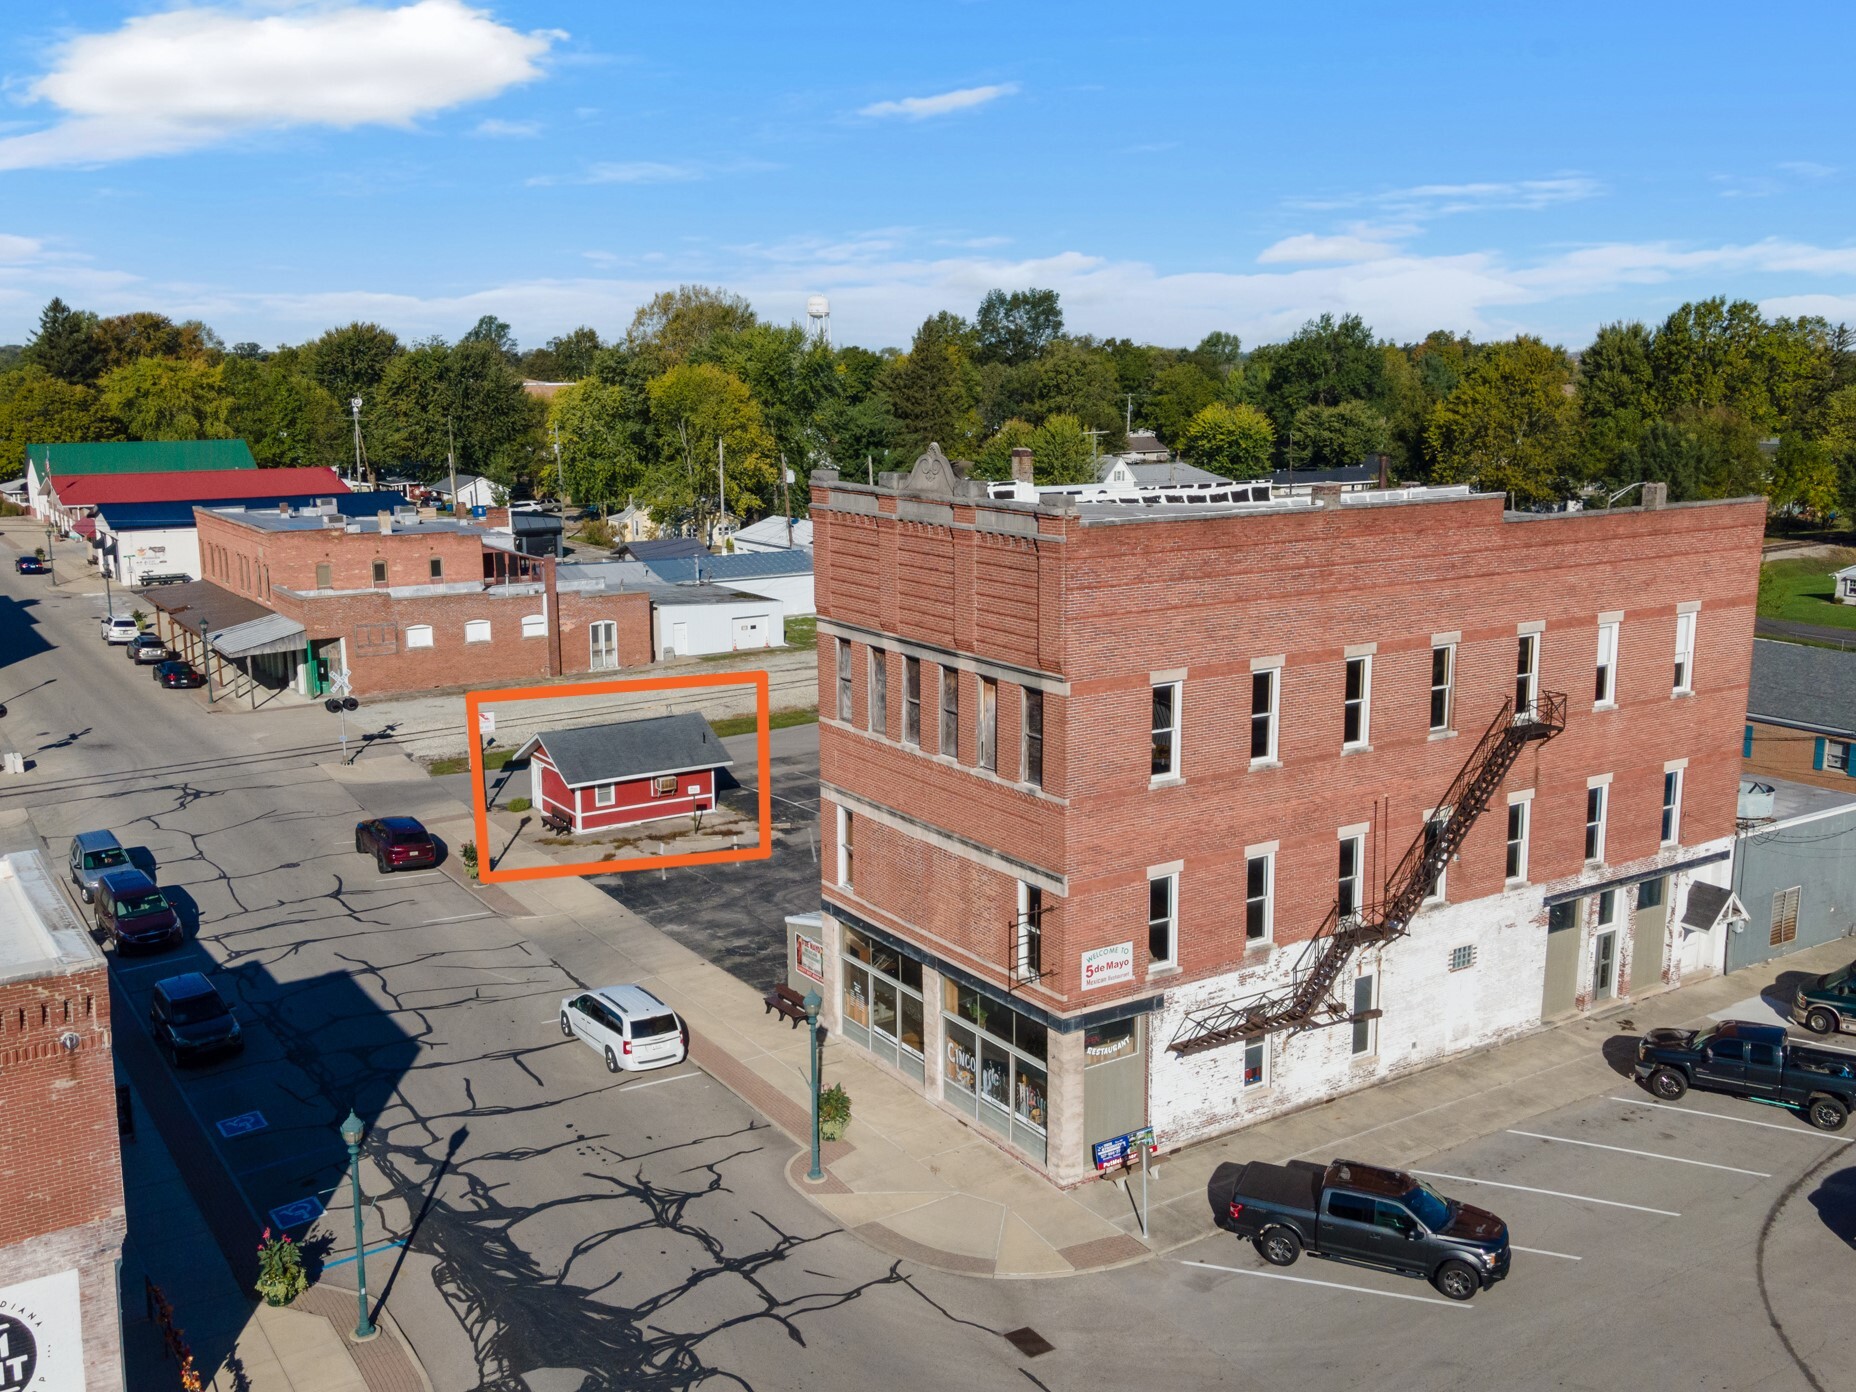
top-left (27, 439), bottom-right (258, 486)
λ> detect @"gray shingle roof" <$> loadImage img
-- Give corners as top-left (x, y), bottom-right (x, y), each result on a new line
top-left (620, 537), bottom-right (710, 561)
top-left (1749, 638), bottom-right (1856, 736)
top-left (520, 713), bottom-right (734, 787)
top-left (642, 551), bottom-right (813, 582)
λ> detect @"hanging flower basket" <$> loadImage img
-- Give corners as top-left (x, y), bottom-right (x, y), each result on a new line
top-left (819, 1082), bottom-right (851, 1142)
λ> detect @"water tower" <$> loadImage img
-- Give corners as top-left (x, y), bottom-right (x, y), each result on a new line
top-left (805, 294), bottom-right (831, 348)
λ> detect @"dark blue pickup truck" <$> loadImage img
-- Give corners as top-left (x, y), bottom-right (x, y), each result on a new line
top-left (1224, 1158), bottom-right (1510, 1301)
top-left (1634, 1020), bottom-right (1856, 1131)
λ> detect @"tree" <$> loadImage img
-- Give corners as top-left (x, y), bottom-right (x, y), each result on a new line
top-left (974, 288), bottom-right (1064, 366)
top-left (625, 285), bottom-right (757, 369)
top-left (547, 378), bottom-right (648, 510)
top-left (1188, 331), bottom-right (1244, 379)
top-left (0, 367), bottom-right (112, 468)
top-left (520, 326), bottom-right (603, 382)
top-left (95, 312), bottom-right (220, 371)
top-left (1769, 434), bottom-right (1839, 521)
top-left (1028, 339), bottom-right (1123, 441)
top-left (221, 357), bottom-right (346, 468)
top-left (374, 338), bottom-right (543, 484)
top-left (1262, 313), bottom-right (1386, 441)
top-left (1027, 414), bottom-right (1096, 484)
top-left (460, 314), bottom-right (518, 363)
top-left (645, 362), bottom-right (778, 532)
top-left (1147, 362), bottom-right (1220, 444)
top-left (1288, 400), bottom-right (1390, 471)
top-left (880, 313), bottom-right (980, 456)
top-left (1822, 383), bottom-right (1856, 520)
top-left (1650, 297), bottom-right (1773, 425)
top-left (305, 322), bottom-right (403, 409)
top-left (1180, 402), bottom-right (1274, 477)
top-left (98, 357), bottom-right (231, 440)
top-left (22, 298), bottom-right (103, 385)
top-left (1426, 337), bottom-right (1577, 503)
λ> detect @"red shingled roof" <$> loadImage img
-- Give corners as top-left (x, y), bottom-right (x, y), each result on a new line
top-left (49, 467), bottom-right (350, 506)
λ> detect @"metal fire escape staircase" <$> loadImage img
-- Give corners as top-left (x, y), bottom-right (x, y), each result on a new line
top-left (1167, 692), bottom-right (1567, 1056)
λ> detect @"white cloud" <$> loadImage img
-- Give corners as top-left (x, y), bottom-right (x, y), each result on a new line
top-left (1293, 176), bottom-right (1600, 221)
top-left (0, 1), bottom-right (558, 171)
top-left (1257, 232), bottom-right (1403, 265)
top-left (1779, 161), bottom-right (1836, 179)
top-left (474, 118), bottom-right (542, 139)
top-left (857, 83), bottom-right (1018, 120)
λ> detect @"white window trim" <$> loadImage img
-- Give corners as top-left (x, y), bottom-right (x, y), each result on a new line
top-left (1343, 654), bottom-right (1372, 750)
top-left (1244, 850), bottom-right (1275, 945)
top-left (1249, 665), bottom-right (1280, 767)
top-left (1673, 610), bottom-right (1697, 695)
top-left (836, 805), bottom-right (853, 888)
top-left (1242, 1035), bottom-right (1270, 1089)
top-left (1505, 797), bottom-right (1530, 884)
top-left (465, 618), bottom-right (492, 644)
top-left (1421, 807), bottom-right (1449, 904)
top-left (1585, 781), bottom-right (1609, 864)
top-left (521, 613), bottom-right (546, 639)
top-left (1429, 642), bottom-right (1455, 733)
top-left (835, 638), bottom-right (853, 723)
top-left (868, 648), bottom-right (888, 735)
top-left (1594, 620), bottom-right (1619, 710)
top-left (404, 623), bottom-right (434, 649)
top-left (1151, 679), bottom-right (1183, 783)
top-left (1015, 880), bottom-right (1041, 981)
top-left (1349, 971), bottom-right (1378, 1057)
top-left (1338, 832), bottom-right (1365, 921)
top-left (1147, 870), bottom-right (1179, 970)
top-left (1661, 767), bottom-right (1684, 847)
top-left (593, 783), bottom-right (616, 807)
top-left (1594, 887), bottom-right (1620, 929)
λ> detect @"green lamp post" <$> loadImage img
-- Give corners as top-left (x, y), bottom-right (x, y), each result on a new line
top-left (803, 991), bottom-right (824, 1181)
top-left (340, 1110), bottom-right (379, 1342)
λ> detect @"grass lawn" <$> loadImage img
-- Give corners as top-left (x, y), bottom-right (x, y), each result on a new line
top-left (427, 748), bottom-right (515, 776)
top-left (697, 613), bottom-right (817, 663)
top-left (712, 706), bottom-right (818, 738)
top-left (1760, 550), bottom-right (1856, 630)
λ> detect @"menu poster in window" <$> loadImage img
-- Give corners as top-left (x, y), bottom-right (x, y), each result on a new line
top-left (0, 1269), bottom-right (83, 1392)
top-left (1081, 941), bottom-right (1134, 990)
top-left (794, 933), bottom-right (825, 984)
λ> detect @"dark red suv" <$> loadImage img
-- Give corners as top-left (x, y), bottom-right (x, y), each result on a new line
top-left (354, 817), bottom-right (438, 873)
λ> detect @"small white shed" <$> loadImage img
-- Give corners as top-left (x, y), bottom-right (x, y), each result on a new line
top-left (651, 592), bottom-right (786, 658)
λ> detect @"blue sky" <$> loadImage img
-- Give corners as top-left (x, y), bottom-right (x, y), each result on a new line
top-left (3, 1), bottom-right (1854, 353)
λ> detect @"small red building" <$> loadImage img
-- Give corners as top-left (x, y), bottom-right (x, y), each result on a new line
top-left (516, 713), bottom-right (733, 832)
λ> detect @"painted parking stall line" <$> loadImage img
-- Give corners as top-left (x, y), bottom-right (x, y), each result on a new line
top-left (1606, 1095), bottom-right (1855, 1142)
top-left (1509, 1245), bottom-right (1582, 1261)
top-left (1505, 1128), bottom-right (1771, 1178)
top-left (1180, 1260), bottom-right (1472, 1308)
top-left (1413, 1171), bottom-right (1681, 1217)
top-left (615, 1069), bottom-right (705, 1094)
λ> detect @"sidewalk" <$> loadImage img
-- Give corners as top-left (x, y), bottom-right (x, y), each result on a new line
top-left (330, 753), bottom-right (1856, 1279)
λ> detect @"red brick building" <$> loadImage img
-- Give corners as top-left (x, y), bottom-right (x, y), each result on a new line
top-left (148, 504), bottom-right (653, 699)
top-left (0, 851), bottom-right (125, 1389)
top-left (811, 449), bottom-right (1764, 1182)
top-left (517, 714), bottom-right (731, 832)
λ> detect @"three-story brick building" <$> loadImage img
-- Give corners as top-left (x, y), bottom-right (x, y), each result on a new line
top-left (812, 447), bottom-right (1764, 1184)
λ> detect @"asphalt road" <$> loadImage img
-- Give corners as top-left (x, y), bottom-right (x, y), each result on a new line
top-left (3, 527), bottom-right (1852, 1392)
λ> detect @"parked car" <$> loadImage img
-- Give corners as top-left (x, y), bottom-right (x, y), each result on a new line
top-left (1635, 1020), bottom-right (1856, 1130)
top-left (154, 659), bottom-right (206, 689)
top-left (1223, 1157), bottom-right (1510, 1301)
top-left (559, 985), bottom-right (689, 1073)
top-left (507, 499), bottom-right (544, 513)
top-left (94, 868), bottom-right (182, 952)
top-left (100, 615), bottom-right (140, 644)
top-left (127, 633), bottom-right (175, 664)
top-left (1792, 962), bottom-right (1856, 1037)
top-left (68, 830), bottom-right (130, 903)
top-left (353, 816), bottom-right (438, 872)
top-left (14, 555), bottom-right (46, 574)
top-left (148, 973), bottom-right (242, 1064)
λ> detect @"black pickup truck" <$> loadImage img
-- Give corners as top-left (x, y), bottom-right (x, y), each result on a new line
top-left (1634, 1019), bottom-right (1856, 1131)
top-left (1223, 1158), bottom-right (1510, 1301)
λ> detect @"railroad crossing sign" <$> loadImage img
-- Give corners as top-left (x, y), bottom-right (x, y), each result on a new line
top-left (327, 667), bottom-right (353, 698)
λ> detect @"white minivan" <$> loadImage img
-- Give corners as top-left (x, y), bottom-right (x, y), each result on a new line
top-left (559, 984), bottom-right (689, 1073)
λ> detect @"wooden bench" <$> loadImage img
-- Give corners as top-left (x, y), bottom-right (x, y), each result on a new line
top-left (539, 812), bottom-right (572, 835)
top-left (135, 573), bottom-right (191, 588)
top-left (763, 983), bottom-right (810, 1028)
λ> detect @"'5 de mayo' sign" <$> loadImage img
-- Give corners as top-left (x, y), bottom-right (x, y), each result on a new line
top-left (1081, 941), bottom-right (1134, 990)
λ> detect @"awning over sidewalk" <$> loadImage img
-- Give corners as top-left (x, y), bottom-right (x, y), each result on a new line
top-left (144, 581), bottom-right (273, 639)
top-left (209, 612), bottom-right (307, 659)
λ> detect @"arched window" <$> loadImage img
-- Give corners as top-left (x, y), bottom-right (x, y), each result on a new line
top-left (405, 624), bottom-right (434, 649)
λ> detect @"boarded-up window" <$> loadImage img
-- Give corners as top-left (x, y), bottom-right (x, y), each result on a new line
top-left (354, 623), bottom-right (397, 654)
top-left (1770, 886), bottom-right (1800, 947)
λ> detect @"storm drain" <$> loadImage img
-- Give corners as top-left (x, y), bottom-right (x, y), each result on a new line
top-left (1004, 1328), bottom-right (1055, 1358)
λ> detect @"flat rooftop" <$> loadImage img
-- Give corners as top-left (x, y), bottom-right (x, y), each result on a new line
top-left (0, 851), bottom-right (104, 987)
top-left (208, 507), bottom-right (492, 538)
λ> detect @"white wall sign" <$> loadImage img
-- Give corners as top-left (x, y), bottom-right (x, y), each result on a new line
top-left (1081, 941), bottom-right (1134, 991)
top-left (0, 1269), bottom-right (84, 1392)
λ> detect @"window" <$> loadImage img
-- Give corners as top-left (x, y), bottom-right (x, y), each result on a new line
top-left (1337, 835), bottom-right (1363, 920)
top-left (1151, 682), bottom-right (1180, 778)
top-left (594, 783), bottom-right (616, 807)
top-left (1638, 876), bottom-right (1666, 911)
top-left (1661, 769), bottom-right (1683, 845)
top-left (1585, 784), bottom-right (1608, 862)
top-left (1022, 688), bottom-right (1044, 788)
top-left (429, 557), bottom-right (443, 581)
top-left (1829, 740), bottom-right (1852, 773)
top-left (1328, 1192), bottom-right (1373, 1225)
top-left (464, 619), bottom-right (491, 644)
top-left (589, 620), bottom-right (617, 670)
top-left (405, 624), bottom-right (434, 649)
top-left (1250, 668), bottom-right (1279, 762)
top-left (939, 667), bottom-right (959, 758)
top-left (1505, 800), bottom-right (1530, 881)
top-left (1515, 633), bottom-right (1539, 717)
top-left (521, 613), bottom-right (546, 639)
top-left (372, 559), bottom-right (387, 587)
top-left (1429, 645), bottom-right (1454, 731)
top-left (1422, 813), bottom-right (1449, 902)
top-left (1016, 882), bottom-right (1043, 983)
top-left (1242, 1036), bottom-right (1267, 1088)
top-left (1350, 974), bottom-right (1376, 1055)
top-left (1770, 886), bottom-right (1800, 947)
top-left (1673, 611), bottom-right (1696, 694)
top-left (1343, 656), bottom-right (1371, 748)
top-left (837, 807), bottom-right (854, 888)
top-left (903, 657), bottom-right (921, 747)
top-left (1449, 944), bottom-right (1477, 972)
top-left (315, 562), bottom-right (332, 590)
top-left (1147, 873), bottom-right (1177, 967)
top-left (1596, 887), bottom-right (1618, 927)
top-left (835, 639), bottom-right (853, 722)
top-left (1595, 621), bottom-right (1618, 707)
top-left (652, 775), bottom-right (676, 797)
top-left (978, 677), bottom-right (997, 771)
top-left (869, 650), bottom-right (888, 735)
top-left (1245, 853), bottom-right (1273, 942)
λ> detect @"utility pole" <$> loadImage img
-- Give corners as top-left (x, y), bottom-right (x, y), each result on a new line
top-left (350, 397), bottom-right (373, 490)
top-left (1125, 393), bottom-right (1134, 436)
top-left (717, 438), bottom-right (726, 547)
top-left (866, 454), bottom-right (873, 485)
top-left (552, 420), bottom-right (564, 508)
top-left (1084, 426), bottom-right (1109, 461)
top-left (446, 420), bottom-right (458, 516)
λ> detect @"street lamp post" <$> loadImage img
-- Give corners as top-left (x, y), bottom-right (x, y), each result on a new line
top-left (803, 991), bottom-right (824, 1181)
top-left (339, 1110), bottom-right (378, 1342)
top-left (43, 523), bottom-right (55, 585)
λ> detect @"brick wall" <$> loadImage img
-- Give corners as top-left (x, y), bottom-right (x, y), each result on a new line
top-left (816, 485), bottom-right (1766, 1017)
top-left (194, 507), bottom-right (504, 600)
top-left (1745, 719), bottom-right (1856, 792)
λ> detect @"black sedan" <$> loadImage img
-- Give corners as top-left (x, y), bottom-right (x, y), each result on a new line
top-left (154, 660), bottom-right (206, 689)
top-left (14, 555), bottom-right (47, 574)
top-left (149, 973), bottom-right (242, 1064)
top-left (127, 633), bottom-right (175, 664)
top-left (354, 816), bottom-right (439, 872)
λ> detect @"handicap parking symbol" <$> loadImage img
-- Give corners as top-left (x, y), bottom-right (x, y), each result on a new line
top-left (268, 1197), bottom-right (324, 1231)
top-left (215, 1110), bottom-right (268, 1138)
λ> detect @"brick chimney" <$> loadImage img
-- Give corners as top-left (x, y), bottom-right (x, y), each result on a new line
top-left (1311, 482), bottom-right (1344, 508)
top-left (1009, 447), bottom-right (1034, 484)
top-left (1375, 453), bottom-right (1391, 488)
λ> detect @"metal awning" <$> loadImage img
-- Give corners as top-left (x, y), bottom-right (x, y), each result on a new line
top-left (209, 613), bottom-right (307, 659)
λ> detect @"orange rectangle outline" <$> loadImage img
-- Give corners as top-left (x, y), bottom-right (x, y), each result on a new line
top-left (464, 670), bottom-right (772, 883)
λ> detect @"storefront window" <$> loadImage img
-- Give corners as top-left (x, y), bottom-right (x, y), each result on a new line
top-left (872, 977), bottom-right (899, 1043)
top-left (1016, 1014), bottom-right (1047, 1062)
top-left (941, 978), bottom-right (1051, 1163)
top-left (979, 1038), bottom-right (1013, 1134)
top-left (1084, 1018), bottom-right (1139, 1065)
top-left (945, 1021), bottom-right (977, 1097)
top-left (1014, 1060), bottom-right (1048, 1133)
top-left (842, 925), bottom-right (924, 1082)
top-left (843, 928), bottom-right (874, 965)
top-left (899, 990), bottom-right (925, 1057)
top-left (843, 964), bottom-right (871, 1031)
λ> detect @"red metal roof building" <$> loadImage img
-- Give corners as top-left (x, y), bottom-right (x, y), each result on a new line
top-left (48, 467), bottom-right (348, 510)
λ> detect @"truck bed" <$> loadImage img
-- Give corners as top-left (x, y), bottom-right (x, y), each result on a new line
top-left (1231, 1159), bottom-right (1325, 1215)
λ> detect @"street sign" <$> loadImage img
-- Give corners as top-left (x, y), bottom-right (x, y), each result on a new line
top-left (478, 709), bottom-right (495, 737)
top-left (1091, 1126), bottom-right (1156, 1170)
top-left (328, 668), bottom-right (353, 697)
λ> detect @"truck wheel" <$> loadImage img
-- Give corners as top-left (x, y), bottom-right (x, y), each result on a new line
top-left (1256, 1228), bottom-right (1301, 1267)
top-left (1807, 1095), bottom-right (1849, 1132)
top-left (1806, 1008), bottom-right (1839, 1036)
top-left (1433, 1260), bottom-right (1479, 1301)
top-left (1648, 1067), bottom-right (1688, 1101)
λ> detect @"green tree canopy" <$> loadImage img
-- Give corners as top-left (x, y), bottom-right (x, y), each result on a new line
top-left (1288, 399), bottom-right (1389, 471)
top-left (98, 357), bottom-right (231, 440)
top-left (547, 378), bottom-right (646, 509)
top-left (974, 288), bottom-right (1064, 366)
top-left (460, 314), bottom-right (518, 363)
top-left (1426, 337), bottom-right (1576, 503)
top-left (0, 367), bottom-right (112, 469)
top-left (1148, 361), bottom-right (1220, 444)
top-left (881, 312), bottom-right (980, 456)
top-left (645, 362), bottom-right (778, 528)
top-left (221, 357), bottom-right (346, 468)
top-left (23, 298), bottom-right (104, 386)
top-left (1180, 401), bottom-right (1275, 477)
top-left (374, 338), bottom-right (543, 484)
top-left (626, 285), bottom-right (758, 369)
top-left (305, 322), bottom-right (403, 409)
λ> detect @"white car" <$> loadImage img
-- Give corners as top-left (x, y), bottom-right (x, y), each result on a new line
top-left (100, 615), bottom-right (140, 644)
top-left (507, 500), bottom-right (544, 514)
top-left (559, 985), bottom-right (688, 1073)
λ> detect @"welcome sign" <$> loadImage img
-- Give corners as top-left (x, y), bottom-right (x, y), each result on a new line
top-left (1080, 941), bottom-right (1134, 990)
top-left (0, 1269), bottom-right (84, 1392)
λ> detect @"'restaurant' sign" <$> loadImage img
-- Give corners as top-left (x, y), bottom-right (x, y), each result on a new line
top-left (1080, 941), bottom-right (1134, 990)
top-left (0, 1269), bottom-right (84, 1392)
